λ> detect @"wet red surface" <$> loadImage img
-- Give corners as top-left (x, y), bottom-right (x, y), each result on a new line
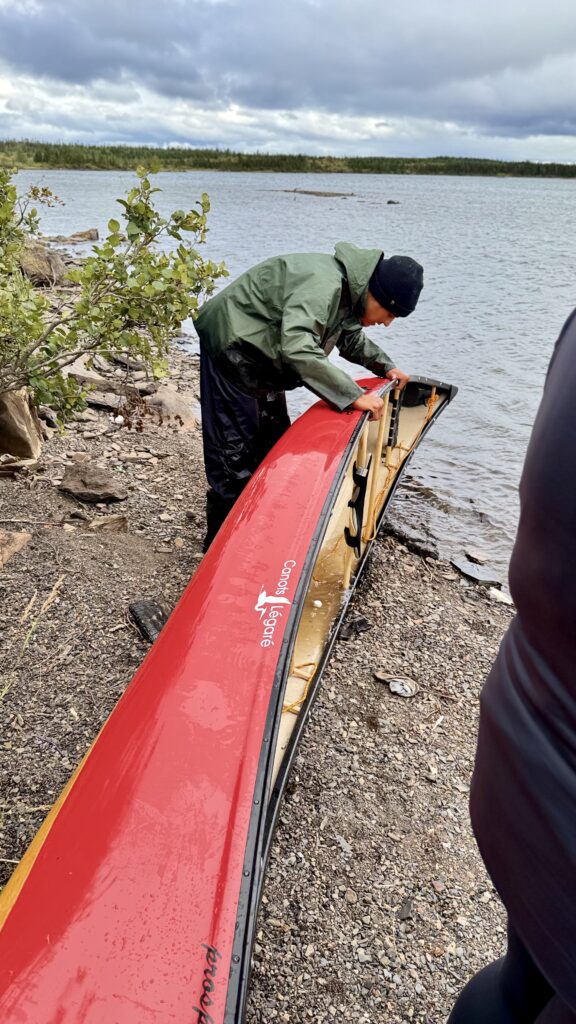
top-left (0, 384), bottom-right (382, 1023)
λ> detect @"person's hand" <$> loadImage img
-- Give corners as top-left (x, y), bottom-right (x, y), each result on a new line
top-left (386, 368), bottom-right (410, 390)
top-left (351, 392), bottom-right (385, 420)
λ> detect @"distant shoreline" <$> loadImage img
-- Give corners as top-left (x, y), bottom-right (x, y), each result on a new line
top-left (2, 141), bottom-right (576, 179)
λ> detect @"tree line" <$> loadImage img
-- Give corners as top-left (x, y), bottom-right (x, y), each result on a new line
top-left (1, 140), bottom-right (576, 178)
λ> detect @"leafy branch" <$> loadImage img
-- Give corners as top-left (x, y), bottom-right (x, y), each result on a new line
top-left (0, 167), bottom-right (227, 418)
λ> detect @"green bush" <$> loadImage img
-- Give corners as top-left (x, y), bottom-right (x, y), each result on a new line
top-left (0, 167), bottom-right (226, 419)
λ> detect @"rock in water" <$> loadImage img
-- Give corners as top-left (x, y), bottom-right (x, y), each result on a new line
top-left (450, 556), bottom-right (500, 587)
top-left (69, 228), bottom-right (99, 242)
top-left (43, 228), bottom-right (99, 244)
top-left (464, 547), bottom-right (489, 565)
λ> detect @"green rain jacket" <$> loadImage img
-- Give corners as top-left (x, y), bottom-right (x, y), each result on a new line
top-left (195, 241), bottom-right (395, 411)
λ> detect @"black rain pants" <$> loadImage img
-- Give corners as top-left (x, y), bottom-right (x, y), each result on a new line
top-left (448, 922), bottom-right (576, 1024)
top-left (200, 349), bottom-right (291, 549)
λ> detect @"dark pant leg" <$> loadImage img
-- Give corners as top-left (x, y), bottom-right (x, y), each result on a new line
top-left (199, 349), bottom-right (290, 548)
top-left (254, 391), bottom-right (291, 461)
top-left (536, 999), bottom-right (576, 1023)
top-left (447, 922), bottom-right (554, 1024)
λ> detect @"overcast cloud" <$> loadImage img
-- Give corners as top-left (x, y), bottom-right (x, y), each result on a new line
top-left (1, 0), bottom-right (576, 159)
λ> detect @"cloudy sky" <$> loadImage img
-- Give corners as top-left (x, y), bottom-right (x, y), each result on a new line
top-left (1, 0), bottom-right (576, 160)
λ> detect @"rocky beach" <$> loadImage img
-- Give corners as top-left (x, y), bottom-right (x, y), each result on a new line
top-left (0, 240), bottom-right (514, 1023)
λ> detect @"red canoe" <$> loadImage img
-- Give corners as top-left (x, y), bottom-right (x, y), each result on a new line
top-left (0, 375), bottom-right (455, 1023)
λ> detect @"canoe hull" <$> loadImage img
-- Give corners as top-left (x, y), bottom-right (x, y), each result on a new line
top-left (0, 376), bottom-right (456, 1023)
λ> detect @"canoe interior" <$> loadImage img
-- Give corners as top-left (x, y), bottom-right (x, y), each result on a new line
top-left (271, 380), bottom-right (450, 790)
top-left (230, 375), bottom-right (456, 1022)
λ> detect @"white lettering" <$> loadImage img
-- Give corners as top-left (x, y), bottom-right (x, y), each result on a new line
top-left (257, 560), bottom-right (297, 647)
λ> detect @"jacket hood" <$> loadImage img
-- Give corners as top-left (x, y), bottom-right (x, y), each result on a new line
top-left (334, 242), bottom-right (383, 307)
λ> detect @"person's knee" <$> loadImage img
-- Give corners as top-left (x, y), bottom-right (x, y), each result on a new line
top-left (447, 959), bottom-right (511, 1024)
top-left (535, 996), bottom-right (576, 1023)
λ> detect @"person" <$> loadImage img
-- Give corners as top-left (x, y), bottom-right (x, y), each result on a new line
top-left (448, 308), bottom-right (576, 1023)
top-left (195, 241), bottom-right (424, 549)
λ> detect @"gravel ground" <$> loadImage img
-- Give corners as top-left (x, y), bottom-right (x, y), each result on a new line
top-left (0, 345), bottom-right (513, 1022)
top-left (248, 538), bottom-right (511, 1023)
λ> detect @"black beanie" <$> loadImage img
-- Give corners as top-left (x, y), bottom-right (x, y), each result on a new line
top-left (368, 255), bottom-right (424, 317)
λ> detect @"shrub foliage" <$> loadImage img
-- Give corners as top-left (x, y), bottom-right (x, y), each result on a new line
top-left (0, 167), bottom-right (226, 418)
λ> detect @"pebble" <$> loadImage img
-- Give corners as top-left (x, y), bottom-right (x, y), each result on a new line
top-left (123, 452), bottom-right (153, 463)
top-left (388, 677), bottom-right (419, 698)
top-left (334, 834), bottom-right (353, 855)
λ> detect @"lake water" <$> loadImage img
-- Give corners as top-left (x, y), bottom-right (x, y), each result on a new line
top-left (16, 168), bottom-right (576, 581)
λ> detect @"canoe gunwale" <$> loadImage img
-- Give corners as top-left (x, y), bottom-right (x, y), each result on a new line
top-left (224, 386), bottom-right (394, 1023)
top-left (225, 375), bottom-right (457, 1023)
top-left (264, 375), bottom-right (457, 846)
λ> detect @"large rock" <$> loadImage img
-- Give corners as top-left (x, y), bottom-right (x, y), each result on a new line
top-left (112, 353), bottom-right (145, 371)
top-left (65, 360), bottom-right (121, 396)
top-left (83, 390), bottom-right (125, 412)
top-left (0, 530), bottom-right (32, 569)
top-left (65, 356), bottom-right (158, 400)
top-left (19, 242), bottom-right (67, 286)
top-left (59, 461), bottom-right (128, 503)
top-left (0, 389), bottom-right (43, 458)
top-left (145, 386), bottom-right (197, 429)
top-left (0, 455), bottom-right (38, 475)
